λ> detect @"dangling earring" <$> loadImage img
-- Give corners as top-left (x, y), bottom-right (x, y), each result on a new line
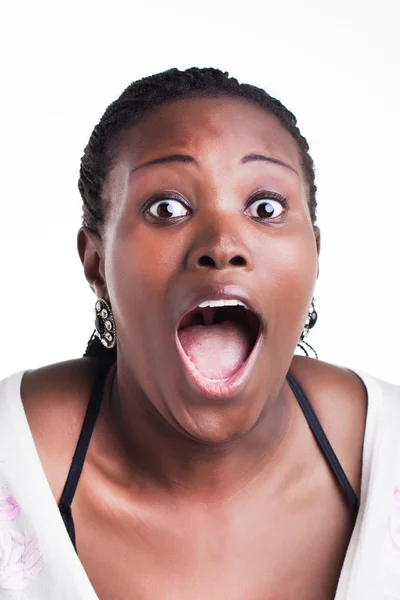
top-left (297, 298), bottom-right (318, 359)
top-left (94, 298), bottom-right (117, 349)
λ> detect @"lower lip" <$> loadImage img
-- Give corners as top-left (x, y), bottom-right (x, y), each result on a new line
top-left (174, 328), bottom-right (264, 401)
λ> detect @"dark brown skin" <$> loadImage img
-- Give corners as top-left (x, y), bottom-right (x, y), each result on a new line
top-left (21, 97), bottom-right (367, 599)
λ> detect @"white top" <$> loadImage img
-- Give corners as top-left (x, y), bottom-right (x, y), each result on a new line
top-left (0, 368), bottom-right (400, 599)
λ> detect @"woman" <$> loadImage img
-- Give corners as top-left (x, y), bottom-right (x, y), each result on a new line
top-left (0, 67), bottom-right (399, 599)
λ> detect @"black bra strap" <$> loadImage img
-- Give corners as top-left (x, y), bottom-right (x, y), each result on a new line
top-left (59, 362), bottom-right (114, 551)
top-left (286, 371), bottom-right (360, 515)
top-left (59, 364), bottom-right (358, 553)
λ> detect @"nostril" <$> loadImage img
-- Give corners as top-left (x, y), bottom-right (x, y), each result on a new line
top-left (197, 255), bottom-right (246, 268)
top-left (198, 256), bottom-right (216, 267)
top-left (230, 256), bottom-right (246, 266)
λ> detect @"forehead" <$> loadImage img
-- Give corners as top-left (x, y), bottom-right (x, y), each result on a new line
top-left (116, 96), bottom-right (303, 176)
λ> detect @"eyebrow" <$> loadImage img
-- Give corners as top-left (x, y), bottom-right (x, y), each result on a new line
top-left (242, 153), bottom-right (299, 176)
top-left (130, 153), bottom-right (298, 176)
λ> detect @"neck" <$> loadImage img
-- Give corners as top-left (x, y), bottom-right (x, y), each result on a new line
top-left (95, 361), bottom-right (296, 503)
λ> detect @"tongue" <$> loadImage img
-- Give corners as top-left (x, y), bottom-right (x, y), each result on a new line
top-left (178, 320), bottom-right (251, 380)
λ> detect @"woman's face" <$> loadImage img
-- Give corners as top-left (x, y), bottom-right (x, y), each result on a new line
top-left (81, 96), bottom-right (320, 444)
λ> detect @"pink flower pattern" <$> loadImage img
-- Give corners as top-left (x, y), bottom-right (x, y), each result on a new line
top-left (388, 487), bottom-right (400, 550)
top-left (0, 496), bottom-right (44, 590)
top-left (0, 495), bottom-right (21, 521)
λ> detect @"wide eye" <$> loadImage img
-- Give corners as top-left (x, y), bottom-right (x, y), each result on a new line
top-left (245, 197), bottom-right (286, 220)
top-left (147, 198), bottom-right (189, 219)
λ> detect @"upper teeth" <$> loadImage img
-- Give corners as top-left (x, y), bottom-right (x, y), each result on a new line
top-left (197, 299), bottom-right (247, 308)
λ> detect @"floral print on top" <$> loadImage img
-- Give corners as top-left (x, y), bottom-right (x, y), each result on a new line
top-left (0, 496), bottom-right (20, 522)
top-left (0, 495), bottom-right (44, 591)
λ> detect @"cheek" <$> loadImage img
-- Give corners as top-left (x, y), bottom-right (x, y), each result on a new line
top-left (116, 221), bottom-right (184, 283)
top-left (105, 228), bottom-right (179, 334)
top-left (256, 226), bottom-right (317, 338)
top-left (111, 216), bottom-right (157, 270)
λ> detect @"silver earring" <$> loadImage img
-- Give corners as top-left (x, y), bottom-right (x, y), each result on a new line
top-left (298, 298), bottom-right (318, 358)
top-left (94, 298), bottom-right (117, 349)
top-left (300, 298), bottom-right (318, 342)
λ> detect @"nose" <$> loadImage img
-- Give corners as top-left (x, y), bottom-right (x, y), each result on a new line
top-left (185, 220), bottom-right (253, 272)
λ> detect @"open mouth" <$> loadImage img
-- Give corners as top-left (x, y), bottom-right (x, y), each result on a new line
top-left (176, 305), bottom-right (261, 382)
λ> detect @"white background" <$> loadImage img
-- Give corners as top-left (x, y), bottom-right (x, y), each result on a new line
top-left (1, 0), bottom-right (399, 383)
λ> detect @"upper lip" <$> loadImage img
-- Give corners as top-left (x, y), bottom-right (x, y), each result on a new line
top-left (173, 284), bottom-right (266, 333)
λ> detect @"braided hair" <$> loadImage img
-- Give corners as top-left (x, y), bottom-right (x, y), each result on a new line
top-left (79, 67), bottom-right (318, 359)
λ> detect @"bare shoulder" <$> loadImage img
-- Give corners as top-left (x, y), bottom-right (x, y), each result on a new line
top-left (21, 357), bottom-right (99, 430)
top-left (289, 355), bottom-right (368, 411)
top-left (289, 355), bottom-right (368, 495)
top-left (20, 358), bottom-right (99, 501)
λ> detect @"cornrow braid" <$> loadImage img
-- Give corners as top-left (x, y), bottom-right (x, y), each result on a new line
top-left (79, 66), bottom-right (318, 358)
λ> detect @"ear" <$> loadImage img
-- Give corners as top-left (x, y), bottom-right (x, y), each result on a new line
top-left (313, 225), bottom-right (321, 279)
top-left (77, 227), bottom-right (107, 297)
